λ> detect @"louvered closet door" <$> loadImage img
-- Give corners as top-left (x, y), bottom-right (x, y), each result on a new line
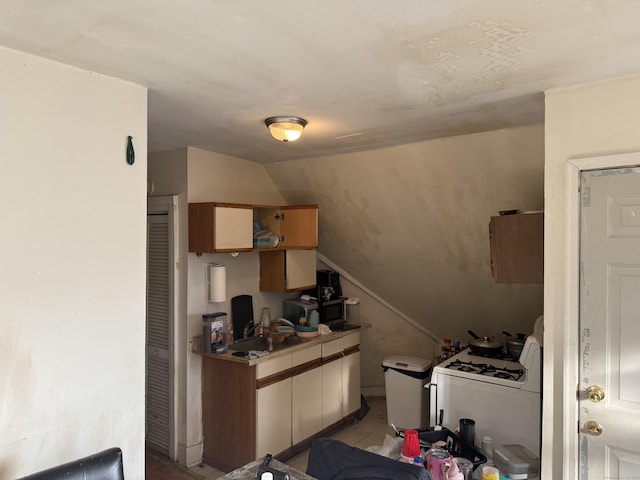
top-left (146, 211), bottom-right (172, 454)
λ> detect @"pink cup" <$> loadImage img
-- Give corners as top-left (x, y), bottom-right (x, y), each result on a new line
top-left (427, 448), bottom-right (453, 480)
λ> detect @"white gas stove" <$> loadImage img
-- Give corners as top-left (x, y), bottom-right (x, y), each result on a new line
top-left (428, 335), bottom-right (542, 459)
top-left (435, 335), bottom-right (541, 391)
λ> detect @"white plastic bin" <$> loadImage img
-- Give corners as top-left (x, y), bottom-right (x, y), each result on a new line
top-left (382, 355), bottom-right (432, 430)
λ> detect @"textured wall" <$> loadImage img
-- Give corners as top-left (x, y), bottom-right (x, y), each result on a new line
top-left (266, 125), bottom-right (545, 358)
top-left (0, 47), bottom-right (147, 478)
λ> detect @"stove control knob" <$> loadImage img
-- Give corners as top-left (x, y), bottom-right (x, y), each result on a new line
top-left (587, 385), bottom-right (605, 403)
top-left (584, 420), bottom-right (603, 436)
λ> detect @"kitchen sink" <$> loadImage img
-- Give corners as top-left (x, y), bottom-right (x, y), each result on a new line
top-left (228, 334), bottom-right (303, 353)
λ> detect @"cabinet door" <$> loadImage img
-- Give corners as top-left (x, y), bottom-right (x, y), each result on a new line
top-left (342, 334), bottom-right (361, 417)
top-left (292, 345), bottom-right (322, 444)
top-left (321, 339), bottom-right (344, 429)
top-left (489, 212), bottom-right (543, 283)
top-left (259, 249), bottom-right (317, 292)
top-left (256, 378), bottom-right (292, 458)
top-left (285, 250), bottom-right (316, 290)
top-left (292, 368), bottom-right (322, 443)
top-left (188, 203), bottom-right (253, 253)
top-left (280, 206), bottom-right (318, 248)
top-left (256, 354), bottom-right (293, 458)
top-left (342, 351), bottom-right (361, 417)
top-left (321, 359), bottom-right (343, 429)
top-left (214, 206), bottom-right (253, 250)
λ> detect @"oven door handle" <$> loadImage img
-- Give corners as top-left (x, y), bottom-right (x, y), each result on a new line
top-left (426, 381), bottom-right (437, 427)
top-left (426, 381), bottom-right (444, 430)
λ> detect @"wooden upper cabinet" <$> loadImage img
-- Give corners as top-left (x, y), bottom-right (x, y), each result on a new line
top-left (259, 249), bottom-right (317, 292)
top-left (189, 202), bottom-right (318, 254)
top-left (489, 212), bottom-right (544, 283)
top-left (188, 203), bottom-right (253, 254)
top-left (256, 205), bottom-right (318, 249)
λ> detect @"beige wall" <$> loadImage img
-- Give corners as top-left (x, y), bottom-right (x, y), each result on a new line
top-left (544, 73), bottom-right (640, 478)
top-left (0, 47), bottom-right (147, 478)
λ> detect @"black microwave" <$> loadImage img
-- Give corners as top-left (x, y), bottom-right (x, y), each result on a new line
top-left (319, 297), bottom-right (345, 326)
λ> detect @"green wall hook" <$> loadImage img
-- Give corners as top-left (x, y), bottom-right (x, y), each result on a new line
top-left (126, 135), bottom-right (135, 165)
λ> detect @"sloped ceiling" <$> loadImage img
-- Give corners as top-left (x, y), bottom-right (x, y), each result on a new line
top-left (1, 1), bottom-right (640, 163)
top-left (266, 124), bottom-right (545, 342)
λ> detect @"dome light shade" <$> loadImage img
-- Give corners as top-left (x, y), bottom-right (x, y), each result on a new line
top-left (265, 116), bottom-right (307, 142)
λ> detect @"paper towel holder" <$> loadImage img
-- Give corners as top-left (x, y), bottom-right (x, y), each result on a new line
top-left (207, 263), bottom-right (227, 303)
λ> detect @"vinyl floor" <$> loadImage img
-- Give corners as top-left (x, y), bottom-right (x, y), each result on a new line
top-left (146, 397), bottom-right (394, 480)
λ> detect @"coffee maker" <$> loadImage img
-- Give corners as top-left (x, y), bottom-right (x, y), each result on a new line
top-left (316, 269), bottom-right (342, 301)
top-left (310, 269), bottom-right (345, 327)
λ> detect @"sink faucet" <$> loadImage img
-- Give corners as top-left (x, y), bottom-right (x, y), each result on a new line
top-left (242, 321), bottom-right (255, 339)
top-left (242, 320), bottom-right (266, 339)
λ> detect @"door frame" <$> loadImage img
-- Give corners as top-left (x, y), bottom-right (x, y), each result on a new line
top-left (564, 151), bottom-right (640, 479)
top-left (147, 195), bottom-right (180, 460)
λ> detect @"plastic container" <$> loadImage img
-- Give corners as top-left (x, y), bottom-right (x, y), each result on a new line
top-left (202, 312), bottom-right (228, 354)
top-left (493, 444), bottom-right (540, 479)
top-left (382, 355), bottom-right (432, 429)
top-left (345, 297), bottom-right (360, 324)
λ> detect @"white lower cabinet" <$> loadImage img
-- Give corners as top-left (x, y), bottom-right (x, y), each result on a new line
top-left (256, 354), bottom-right (293, 459)
top-left (321, 354), bottom-right (343, 428)
top-left (254, 333), bottom-right (360, 458)
top-left (291, 345), bottom-right (322, 444)
top-left (342, 346), bottom-right (361, 416)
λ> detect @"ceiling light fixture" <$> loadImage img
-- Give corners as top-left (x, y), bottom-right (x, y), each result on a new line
top-left (264, 116), bottom-right (307, 142)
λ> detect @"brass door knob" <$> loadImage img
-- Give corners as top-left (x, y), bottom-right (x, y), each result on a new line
top-left (587, 385), bottom-right (605, 403)
top-left (584, 420), bottom-right (603, 436)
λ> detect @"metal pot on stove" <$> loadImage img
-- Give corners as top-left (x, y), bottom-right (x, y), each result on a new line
top-left (467, 330), bottom-right (503, 356)
top-left (502, 331), bottom-right (527, 358)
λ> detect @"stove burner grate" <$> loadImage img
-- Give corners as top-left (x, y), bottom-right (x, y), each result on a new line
top-left (444, 359), bottom-right (524, 381)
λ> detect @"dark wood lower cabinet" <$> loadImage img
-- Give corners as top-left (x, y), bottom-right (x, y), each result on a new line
top-left (202, 358), bottom-right (257, 472)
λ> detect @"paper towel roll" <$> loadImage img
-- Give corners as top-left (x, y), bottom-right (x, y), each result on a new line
top-left (207, 264), bottom-right (226, 303)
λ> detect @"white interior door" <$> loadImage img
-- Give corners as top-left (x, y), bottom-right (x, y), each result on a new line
top-left (146, 196), bottom-right (178, 459)
top-left (579, 167), bottom-right (640, 479)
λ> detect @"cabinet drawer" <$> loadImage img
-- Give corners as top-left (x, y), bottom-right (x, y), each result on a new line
top-left (322, 338), bottom-right (343, 358)
top-left (256, 354), bottom-right (293, 379)
top-left (293, 344), bottom-right (321, 366)
top-left (343, 333), bottom-right (360, 350)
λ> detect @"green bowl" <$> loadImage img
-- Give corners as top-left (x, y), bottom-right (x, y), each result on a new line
top-left (296, 325), bottom-right (318, 332)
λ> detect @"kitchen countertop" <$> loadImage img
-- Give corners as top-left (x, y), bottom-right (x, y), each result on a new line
top-left (203, 323), bottom-right (370, 366)
top-left (217, 456), bottom-right (317, 480)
